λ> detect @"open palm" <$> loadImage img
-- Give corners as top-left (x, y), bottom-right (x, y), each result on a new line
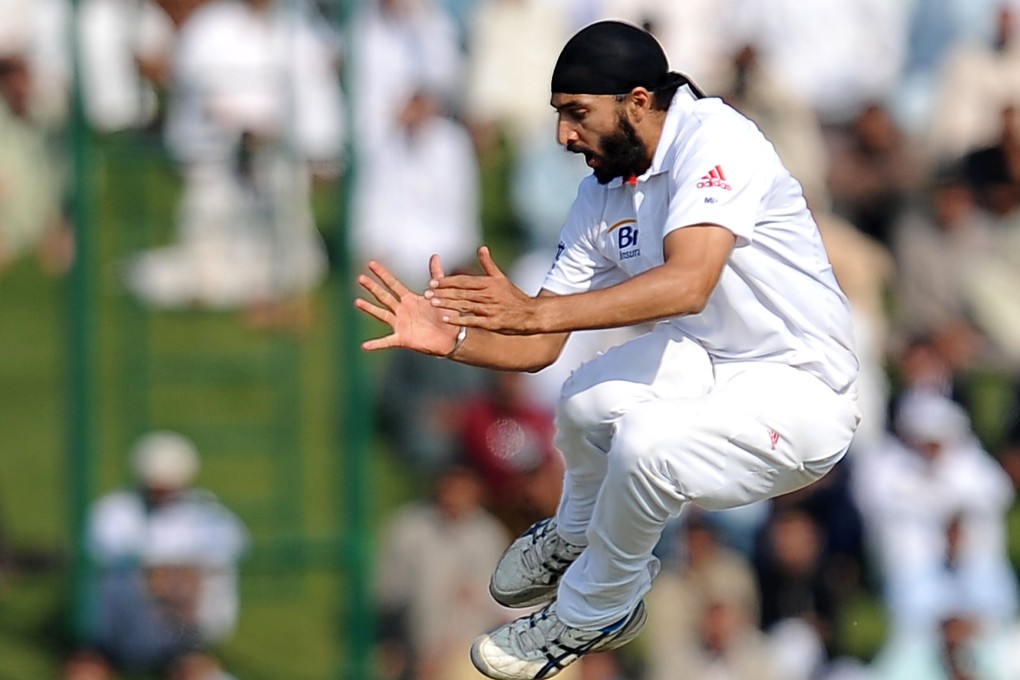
top-left (355, 257), bottom-right (460, 356)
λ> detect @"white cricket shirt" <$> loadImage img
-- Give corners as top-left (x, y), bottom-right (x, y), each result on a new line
top-left (543, 86), bottom-right (859, 393)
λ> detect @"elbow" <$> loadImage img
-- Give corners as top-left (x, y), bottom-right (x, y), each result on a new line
top-left (523, 358), bottom-right (556, 374)
top-left (681, 278), bottom-right (719, 316)
top-left (680, 289), bottom-right (712, 316)
top-left (683, 298), bottom-right (708, 316)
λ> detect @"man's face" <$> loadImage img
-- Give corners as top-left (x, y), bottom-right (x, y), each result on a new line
top-left (552, 93), bottom-right (648, 184)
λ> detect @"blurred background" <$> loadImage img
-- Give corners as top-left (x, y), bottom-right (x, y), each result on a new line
top-left (2, 0), bottom-right (1020, 679)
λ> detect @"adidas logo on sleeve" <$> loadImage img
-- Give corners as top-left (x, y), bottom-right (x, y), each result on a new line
top-left (696, 165), bottom-right (732, 190)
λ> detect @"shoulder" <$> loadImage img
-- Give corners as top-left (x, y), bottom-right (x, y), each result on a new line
top-left (678, 100), bottom-right (765, 161)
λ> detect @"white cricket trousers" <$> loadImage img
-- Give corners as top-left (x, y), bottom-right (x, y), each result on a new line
top-left (552, 323), bottom-right (860, 629)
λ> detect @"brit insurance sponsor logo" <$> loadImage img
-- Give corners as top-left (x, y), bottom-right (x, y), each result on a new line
top-left (608, 218), bottom-right (640, 260)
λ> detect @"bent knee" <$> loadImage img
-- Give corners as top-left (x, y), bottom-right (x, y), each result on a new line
top-left (608, 408), bottom-right (683, 473)
top-left (558, 376), bottom-right (634, 433)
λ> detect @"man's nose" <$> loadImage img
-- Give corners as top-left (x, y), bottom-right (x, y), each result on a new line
top-left (557, 119), bottom-right (579, 147)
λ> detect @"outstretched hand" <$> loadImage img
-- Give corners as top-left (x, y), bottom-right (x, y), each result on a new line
top-left (355, 255), bottom-right (462, 355)
top-left (426, 246), bottom-right (542, 335)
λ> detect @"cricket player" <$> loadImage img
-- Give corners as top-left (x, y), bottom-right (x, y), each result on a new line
top-left (356, 20), bottom-right (860, 680)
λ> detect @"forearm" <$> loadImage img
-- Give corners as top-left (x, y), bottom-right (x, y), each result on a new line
top-left (531, 264), bottom-right (707, 333)
top-left (448, 326), bottom-right (569, 372)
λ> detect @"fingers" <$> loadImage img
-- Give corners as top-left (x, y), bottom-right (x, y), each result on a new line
top-left (476, 246), bottom-right (506, 279)
top-left (361, 334), bottom-right (401, 352)
top-left (428, 254), bottom-right (445, 282)
top-left (357, 273), bottom-right (398, 311)
top-left (354, 296), bottom-right (395, 326)
top-left (368, 260), bottom-right (411, 299)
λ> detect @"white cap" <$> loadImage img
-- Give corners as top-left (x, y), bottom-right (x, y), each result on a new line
top-left (131, 431), bottom-right (200, 488)
top-left (895, 391), bottom-right (970, 445)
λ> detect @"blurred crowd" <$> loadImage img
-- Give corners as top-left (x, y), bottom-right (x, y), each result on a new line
top-left (3, 0), bottom-right (1020, 678)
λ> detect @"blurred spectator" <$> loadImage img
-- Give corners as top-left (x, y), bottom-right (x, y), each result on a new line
top-left (961, 105), bottom-right (1020, 214)
top-left (578, 649), bottom-right (639, 680)
top-left (125, 0), bottom-right (343, 321)
top-left (462, 0), bottom-right (569, 153)
top-left (753, 507), bottom-right (841, 679)
top-left (827, 103), bottom-right (924, 247)
top-left (853, 392), bottom-right (1017, 640)
top-left (926, 3), bottom-right (1020, 163)
top-left (349, 90), bottom-right (482, 291)
top-left (0, 37), bottom-right (72, 276)
top-left (871, 610), bottom-right (1016, 680)
top-left (0, 0), bottom-right (70, 125)
top-left (647, 551), bottom-right (782, 680)
top-left (374, 463), bottom-right (510, 680)
top-left (78, 0), bottom-right (177, 132)
top-left (457, 371), bottom-right (565, 535)
top-left (716, 43), bottom-right (830, 205)
top-left (85, 431), bottom-right (248, 675)
top-left (346, 0), bottom-right (477, 291)
top-left (725, 0), bottom-right (909, 124)
top-left (891, 170), bottom-right (998, 375)
top-left (645, 512), bottom-right (760, 677)
top-left (461, 0), bottom-right (575, 254)
top-left (817, 209), bottom-right (895, 454)
top-left (958, 107), bottom-right (1020, 372)
top-left (596, 0), bottom-right (728, 92)
top-left (771, 458), bottom-right (869, 606)
top-left (375, 346), bottom-right (490, 474)
top-left (896, 0), bottom-right (1005, 133)
top-left (349, 0), bottom-right (461, 153)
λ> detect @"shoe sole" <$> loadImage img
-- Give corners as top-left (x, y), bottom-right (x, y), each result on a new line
top-left (489, 580), bottom-right (558, 609)
top-left (469, 603), bottom-right (647, 680)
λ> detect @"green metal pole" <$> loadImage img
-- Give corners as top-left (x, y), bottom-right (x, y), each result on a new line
top-left (67, 0), bottom-right (98, 644)
top-left (335, 1), bottom-right (373, 678)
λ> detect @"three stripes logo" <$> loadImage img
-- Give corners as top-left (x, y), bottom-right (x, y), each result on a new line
top-left (696, 165), bottom-right (732, 191)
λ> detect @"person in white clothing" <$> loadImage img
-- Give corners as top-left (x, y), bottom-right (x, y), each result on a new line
top-left (355, 21), bottom-right (860, 680)
top-left (85, 431), bottom-right (248, 674)
top-left (125, 0), bottom-right (344, 314)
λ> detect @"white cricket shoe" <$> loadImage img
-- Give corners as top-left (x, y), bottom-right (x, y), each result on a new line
top-left (470, 600), bottom-right (647, 680)
top-left (490, 518), bottom-right (585, 608)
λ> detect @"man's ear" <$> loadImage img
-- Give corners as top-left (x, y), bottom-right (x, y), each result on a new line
top-left (626, 87), bottom-right (654, 122)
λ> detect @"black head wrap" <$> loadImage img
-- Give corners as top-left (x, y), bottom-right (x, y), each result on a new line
top-left (551, 20), bottom-right (702, 97)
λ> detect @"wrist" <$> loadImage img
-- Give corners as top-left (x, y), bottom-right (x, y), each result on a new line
top-left (445, 325), bottom-right (468, 358)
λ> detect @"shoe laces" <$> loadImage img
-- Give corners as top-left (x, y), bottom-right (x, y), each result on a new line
top-left (520, 519), bottom-right (584, 579)
top-left (508, 604), bottom-right (622, 660)
top-left (510, 605), bottom-right (568, 655)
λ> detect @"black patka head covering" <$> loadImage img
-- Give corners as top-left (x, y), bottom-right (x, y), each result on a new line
top-left (551, 20), bottom-right (673, 95)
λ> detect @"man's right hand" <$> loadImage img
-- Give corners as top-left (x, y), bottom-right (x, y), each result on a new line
top-left (355, 255), bottom-right (462, 356)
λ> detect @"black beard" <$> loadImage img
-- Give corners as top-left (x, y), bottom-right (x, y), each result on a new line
top-left (592, 114), bottom-right (647, 185)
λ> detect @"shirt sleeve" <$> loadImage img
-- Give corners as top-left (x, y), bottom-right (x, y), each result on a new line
top-left (663, 116), bottom-right (770, 247)
top-left (542, 179), bottom-right (628, 294)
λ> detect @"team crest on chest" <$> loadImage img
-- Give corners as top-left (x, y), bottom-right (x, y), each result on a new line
top-left (608, 218), bottom-right (640, 260)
